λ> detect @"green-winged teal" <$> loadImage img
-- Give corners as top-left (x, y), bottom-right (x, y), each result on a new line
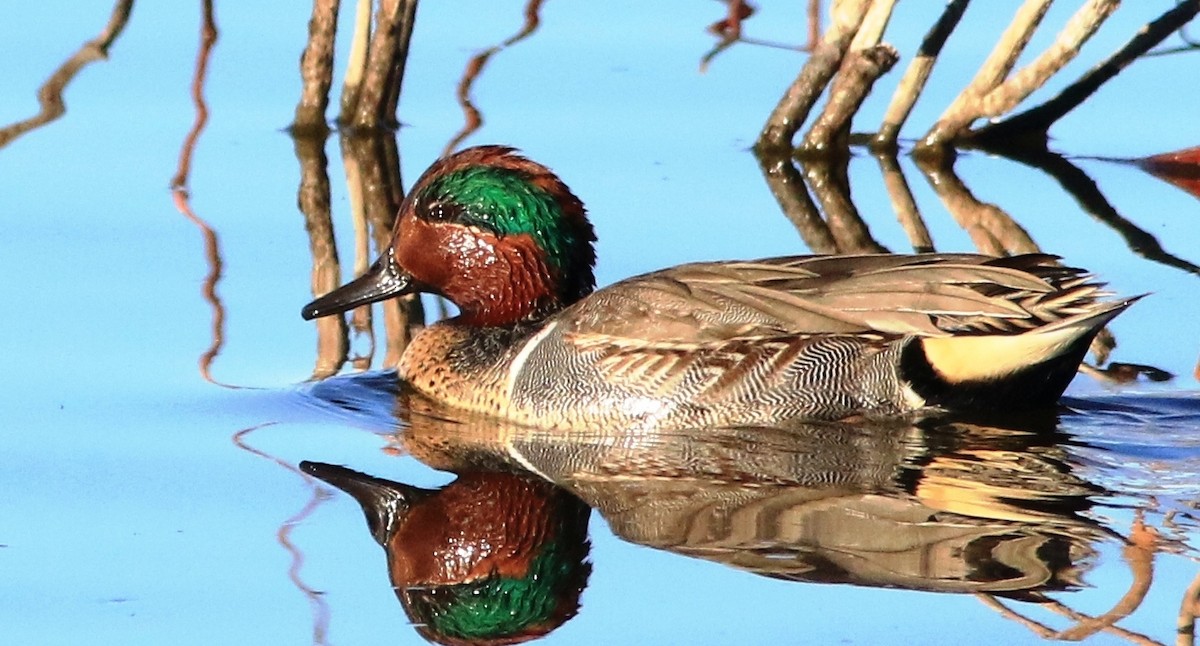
top-left (302, 146), bottom-right (1136, 429)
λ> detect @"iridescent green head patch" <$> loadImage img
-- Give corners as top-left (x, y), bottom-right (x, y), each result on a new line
top-left (416, 163), bottom-right (596, 304)
top-left (404, 539), bottom-right (591, 643)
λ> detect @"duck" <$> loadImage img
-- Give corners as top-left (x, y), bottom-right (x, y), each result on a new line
top-left (302, 145), bottom-right (1137, 430)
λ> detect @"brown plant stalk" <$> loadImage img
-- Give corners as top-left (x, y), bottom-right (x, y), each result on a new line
top-left (917, 0), bottom-right (1054, 153)
top-left (756, 0), bottom-right (872, 152)
top-left (293, 0), bottom-right (339, 135)
top-left (801, 158), bottom-right (889, 252)
top-left (873, 153), bottom-right (934, 251)
top-left (915, 156), bottom-right (1039, 256)
top-left (348, 0), bottom-right (419, 131)
top-left (872, 0), bottom-right (969, 149)
top-left (919, 0), bottom-right (1121, 154)
top-left (972, 1), bottom-right (1200, 147)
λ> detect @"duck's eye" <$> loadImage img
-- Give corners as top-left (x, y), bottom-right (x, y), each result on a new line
top-left (424, 200), bottom-right (461, 222)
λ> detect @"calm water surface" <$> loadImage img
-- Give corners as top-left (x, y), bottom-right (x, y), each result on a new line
top-left (3, 2), bottom-right (1199, 644)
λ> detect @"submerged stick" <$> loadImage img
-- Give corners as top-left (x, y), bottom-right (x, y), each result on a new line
top-left (442, 0), bottom-right (545, 157)
top-left (171, 0), bottom-right (231, 388)
top-left (802, 157), bottom-right (889, 252)
top-left (1007, 150), bottom-right (1200, 276)
top-left (983, 0), bottom-right (1119, 115)
top-left (341, 134), bottom-right (424, 367)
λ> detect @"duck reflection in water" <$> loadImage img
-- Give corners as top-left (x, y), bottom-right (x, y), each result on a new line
top-left (304, 379), bottom-right (1140, 643)
top-left (302, 459), bottom-right (591, 646)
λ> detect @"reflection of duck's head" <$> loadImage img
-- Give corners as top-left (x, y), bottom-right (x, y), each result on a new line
top-left (300, 462), bottom-right (591, 646)
top-left (302, 145), bottom-right (1135, 428)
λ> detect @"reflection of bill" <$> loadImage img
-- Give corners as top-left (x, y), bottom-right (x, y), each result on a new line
top-left (302, 462), bottom-right (591, 646)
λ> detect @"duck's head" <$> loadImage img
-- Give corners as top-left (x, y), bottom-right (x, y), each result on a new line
top-left (302, 146), bottom-right (596, 327)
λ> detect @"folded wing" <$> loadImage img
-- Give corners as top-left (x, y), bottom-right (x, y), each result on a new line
top-left (562, 253), bottom-right (1106, 350)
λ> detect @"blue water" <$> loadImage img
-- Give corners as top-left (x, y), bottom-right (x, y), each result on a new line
top-left (3, 2), bottom-right (1199, 644)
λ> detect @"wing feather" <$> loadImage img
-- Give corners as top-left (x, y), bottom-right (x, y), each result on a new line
top-left (560, 253), bottom-right (1105, 360)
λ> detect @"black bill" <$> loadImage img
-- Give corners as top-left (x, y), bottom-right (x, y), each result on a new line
top-left (301, 249), bottom-right (414, 320)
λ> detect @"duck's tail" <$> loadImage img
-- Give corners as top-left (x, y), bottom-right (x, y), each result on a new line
top-left (905, 296), bottom-right (1141, 411)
